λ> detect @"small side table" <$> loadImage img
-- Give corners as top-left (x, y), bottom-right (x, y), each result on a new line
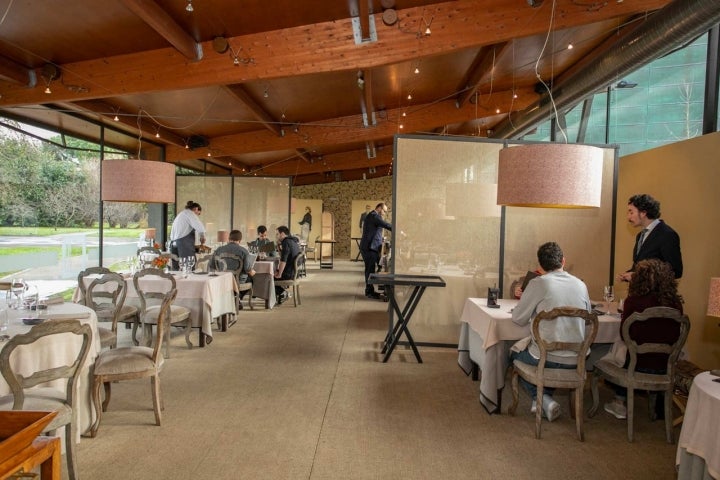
top-left (0, 437), bottom-right (61, 480)
top-left (351, 237), bottom-right (362, 261)
top-left (316, 240), bottom-right (337, 269)
top-left (369, 273), bottom-right (446, 363)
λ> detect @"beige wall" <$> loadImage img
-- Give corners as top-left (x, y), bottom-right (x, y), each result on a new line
top-left (617, 131), bottom-right (720, 369)
top-left (293, 177), bottom-right (392, 258)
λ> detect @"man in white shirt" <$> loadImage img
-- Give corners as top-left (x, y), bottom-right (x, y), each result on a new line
top-left (170, 200), bottom-right (206, 268)
top-left (510, 242), bottom-right (591, 422)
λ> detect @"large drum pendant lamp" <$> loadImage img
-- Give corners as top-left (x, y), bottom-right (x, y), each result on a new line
top-left (497, 144), bottom-right (603, 208)
top-left (101, 159), bottom-right (176, 203)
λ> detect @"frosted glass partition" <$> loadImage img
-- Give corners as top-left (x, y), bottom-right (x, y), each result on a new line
top-left (176, 176), bottom-right (232, 246)
top-left (393, 135), bottom-right (616, 342)
top-left (232, 177), bottom-right (291, 241)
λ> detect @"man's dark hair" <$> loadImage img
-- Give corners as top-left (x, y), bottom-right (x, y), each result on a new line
top-left (257, 225), bottom-right (267, 234)
top-left (628, 194), bottom-right (661, 219)
top-left (375, 202), bottom-right (385, 210)
top-left (229, 229), bottom-right (242, 242)
top-left (537, 242), bottom-right (563, 271)
top-left (277, 225), bottom-right (290, 235)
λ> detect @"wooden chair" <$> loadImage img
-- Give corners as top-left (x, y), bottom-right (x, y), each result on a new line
top-left (589, 306), bottom-right (690, 443)
top-left (133, 268), bottom-right (192, 358)
top-left (275, 253), bottom-right (305, 307)
top-left (508, 307), bottom-right (598, 441)
top-left (137, 246), bottom-right (161, 268)
top-left (214, 252), bottom-right (254, 311)
top-left (78, 267), bottom-right (140, 345)
top-left (85, 272), bottom-right (128, 349)
top-left (89, 289), bottom-right (177, 438)
top-left (0, 319), bottom-right (93, 480)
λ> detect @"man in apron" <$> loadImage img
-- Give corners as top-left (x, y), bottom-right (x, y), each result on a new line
top-left (170, 200), bottom-right (206, 270)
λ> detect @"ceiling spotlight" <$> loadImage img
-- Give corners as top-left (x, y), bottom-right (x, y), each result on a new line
top-left (185, 0), bottom-right (194, 12)
top-left (567, 43), bottom-right (574, 50)
top-left (513, 92), bottom-right (518, 99)
top-left (207, 152), bottom-right (211, 157)
top-left (527, 0), bottom-right (543, 6)
top-left (399, 123), bottom-right (404, 129)
top-left (496, 108), bottom-right (501, 114)
top-left (402, 112), bottom-right (407, 117)
top-left (113, 114), bottom-right (119, 121)
top-left (407, 93), bottom-right (412, 100)
top-left (263, 88), bottom-right (269, 98)
top-left (414, 66), bottom-right (420, 74)
top-left (424, 27), bottom-right (431, 36)
top-left (44, 86), bottom-right (51, 94)
top-left (155, 131), bottom-right (160, 138)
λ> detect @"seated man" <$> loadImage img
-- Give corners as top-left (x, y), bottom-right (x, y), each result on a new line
top-left (254, 225), bottom-right (277, 256)
top-left (509, 242), bottom-right (591, 422)
top-left (213, 230), bottom-right (256, 306)
top-left (274, 225), bottom-right (300, 305)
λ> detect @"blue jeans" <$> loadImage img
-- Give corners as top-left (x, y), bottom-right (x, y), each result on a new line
top-left (510, 348), bottom-right (576, 398)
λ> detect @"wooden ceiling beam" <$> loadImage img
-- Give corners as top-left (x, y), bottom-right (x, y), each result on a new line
top-left (0, 56), bottom-right (35, 87)
top-left (224, 85), bottom-right (283, 136)
top-left (164, 86), bottom-right (537, 161)
top-left (0, 0), bottom-right (671, 106)
top-left (120, 0), bottom-right (202, 61)
top-left (456, 42), bottom-right (511, 108)
top-left (257, 147), bottom-right (393, 177)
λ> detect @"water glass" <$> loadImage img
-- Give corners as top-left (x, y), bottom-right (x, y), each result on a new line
top-left (0, 307), bottom-right (8, 332)
top-left (603, 285), bottom-right (614, 309)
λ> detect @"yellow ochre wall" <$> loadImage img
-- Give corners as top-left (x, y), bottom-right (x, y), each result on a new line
top-left (616, 131), bottom-right (720, 369)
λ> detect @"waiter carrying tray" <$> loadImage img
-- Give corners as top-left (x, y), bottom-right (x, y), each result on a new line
top-left (170, 200), bottom-right (206, 269)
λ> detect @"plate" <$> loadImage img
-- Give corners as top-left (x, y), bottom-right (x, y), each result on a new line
top-left (21, 317), bottom-right (44, 325)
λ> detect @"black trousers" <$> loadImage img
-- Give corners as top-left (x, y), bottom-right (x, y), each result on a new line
top-left (361, 249), bottom-right (380, 295)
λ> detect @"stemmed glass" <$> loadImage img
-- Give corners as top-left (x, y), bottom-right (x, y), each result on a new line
top-left (187, 256), bottom-right (196, 273)
top-left (603, 285), bottom-right (615, 311)
top-left (178, 257), bottom-right (188, 277)
top-left (10, 278), bottom-right (27, 309)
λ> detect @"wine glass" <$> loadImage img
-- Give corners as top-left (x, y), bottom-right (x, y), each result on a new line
top-left (603, 285), bottom-right (614, 310)
top-left (178, 257), bottom-right (187, 275)
top-left (187, 256), bottom-right (196, 272)
top-left (10, 278), bottom-right (27, 309)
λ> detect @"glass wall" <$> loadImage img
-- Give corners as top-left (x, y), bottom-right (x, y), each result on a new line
top-left (524, 34), bottom-right (710, 156)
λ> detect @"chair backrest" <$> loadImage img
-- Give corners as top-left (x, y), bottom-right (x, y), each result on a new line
top-left (77, 266), bottom-right (112, 303)
top-left (291, 253), bottom-right (305, 280)
top-left (213, 252), bottom-right (242, 276)
top-left (0, 319), bottom-right (93, 409)
top-left (133, 268), bottom-right (176, 314)
top-left (85, 273), bottom-right (128, 327)
top-left (532, 307), bottom-right (599, 374)
top-left (622, 306), bottom-right (690, 376)
top-left (137, 246), bottom-right (162, 268)
top-left (151, 288), bottom-right (177, 362)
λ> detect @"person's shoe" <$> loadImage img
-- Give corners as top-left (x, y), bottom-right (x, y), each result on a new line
top-left (604, 401), bottom-right (627, 419)
top-left (542, 395), bottom-right (561, 422)
top-left (366, 291), bottom-right (381, 299)
top-left (277, 291), bottom-right (288, 305)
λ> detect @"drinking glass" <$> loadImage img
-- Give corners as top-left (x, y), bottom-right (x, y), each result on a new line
top-left (10, 278), bottom-right (27, 309)
top-left (0, 307), bottom-right (8, 333)
top-left (187, 256), bottom-right (196, 272)
top-left (603, 285), bottom-right (614, 309)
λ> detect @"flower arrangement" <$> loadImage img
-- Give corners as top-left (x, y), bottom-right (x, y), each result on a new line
top-left (151, 256), bottom-right (169, 270)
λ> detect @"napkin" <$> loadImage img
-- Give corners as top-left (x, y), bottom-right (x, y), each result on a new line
top-left (45, 312), bottom-right (91, 320)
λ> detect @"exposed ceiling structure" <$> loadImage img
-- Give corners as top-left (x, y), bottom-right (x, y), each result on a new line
top-left (0, 0), bottom-right (706, 186)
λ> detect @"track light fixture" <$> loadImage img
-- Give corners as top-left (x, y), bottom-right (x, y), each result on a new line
top-left (40, 63), bottom-right (61, 95)
top-left (185, 0), bottom-right (194, 12)
top-left (212, 36), bottom-right (254, 66)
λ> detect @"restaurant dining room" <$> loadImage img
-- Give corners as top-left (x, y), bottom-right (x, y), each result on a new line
top-left (2, 1), bottom-right (720, 479)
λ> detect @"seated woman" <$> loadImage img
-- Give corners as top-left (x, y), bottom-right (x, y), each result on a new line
top-left (603, 258), bottom-right (684, 420)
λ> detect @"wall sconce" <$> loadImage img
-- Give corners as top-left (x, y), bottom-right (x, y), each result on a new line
top-left (497, 143), bottom-right (603, 208)
top-left (101, 159), bottom-right (176, 203)
top-left (707, 277), bottom-right (720, 320)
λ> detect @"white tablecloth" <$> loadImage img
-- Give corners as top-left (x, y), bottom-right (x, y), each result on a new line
top-left (75, 271), bottom-right (238, 342)
top-left (1, 302), bottom-right (100, 442)
top-left (677, 372), bottom-right (720, 480)
top-left (457, 298), bottom-right (621, 413)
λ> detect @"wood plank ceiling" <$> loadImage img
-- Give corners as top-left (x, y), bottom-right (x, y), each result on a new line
top-left (0, 0), bottom-right (673, 185)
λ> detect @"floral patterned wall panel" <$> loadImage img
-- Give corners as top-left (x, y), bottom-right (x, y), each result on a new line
top-left (293, 177), bottom-right (392, 258)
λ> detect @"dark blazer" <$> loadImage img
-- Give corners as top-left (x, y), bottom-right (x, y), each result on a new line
top-left (632, 220), bottom-right (683, 278)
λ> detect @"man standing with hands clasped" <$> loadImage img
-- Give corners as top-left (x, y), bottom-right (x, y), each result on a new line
top-left (359, 202), bottom-right (392, 300)
top-left (618, 194), bottom-right (682, 282)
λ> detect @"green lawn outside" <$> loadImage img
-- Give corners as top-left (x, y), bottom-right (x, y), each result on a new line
top-left (0, 226), bottom-right (146, 238)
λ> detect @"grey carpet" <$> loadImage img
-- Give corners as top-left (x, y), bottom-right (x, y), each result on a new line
top-left (74, 260), bottom-right (679, 479)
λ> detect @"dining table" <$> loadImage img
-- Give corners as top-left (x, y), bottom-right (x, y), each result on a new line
top-left (75, 271), bottom-right (238, 347)
top-left (252, 260), bottom-right (277, 309)
top-left (457, 298), bottom-right (621, 414)
top-left (676, 371), bottom-right (720, 480)
top-left (0, 302), bottom-right (101, 443)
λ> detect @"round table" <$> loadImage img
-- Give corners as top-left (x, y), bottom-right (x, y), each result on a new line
top-left (676, 371), bottom-right (720, 479)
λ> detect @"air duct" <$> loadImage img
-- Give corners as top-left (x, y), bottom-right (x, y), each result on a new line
top-left (492, 0), bottom-right (720, 139)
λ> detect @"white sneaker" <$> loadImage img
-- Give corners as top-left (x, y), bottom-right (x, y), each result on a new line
top-left (542, 395), bottom-right (561, 422)
top-left (604, 401), bottom-right (627, 419)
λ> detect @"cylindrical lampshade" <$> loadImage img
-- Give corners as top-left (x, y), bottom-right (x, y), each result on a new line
top-left (144, 228), bottom-right (156, 239)
top-left (497, 144), bottom-right (603, 208)
top-left (101, 159), bottom-right (175, 203)
top-left (217, 230), bottom-right (229, 243)
top-left (707, 277), bottom-right (720, 317)
top-left (445, 183), bottom-right (501, 218)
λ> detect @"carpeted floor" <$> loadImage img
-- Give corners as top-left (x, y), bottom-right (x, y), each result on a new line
top-left (75, 260), bottom-right (680, 479)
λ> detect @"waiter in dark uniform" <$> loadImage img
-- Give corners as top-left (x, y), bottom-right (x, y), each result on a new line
top-left (359, 202), bottom-right (392, 299)
top-left (619, 193), bottom-right (682, 282)
top-left (170, 200), bottom-right (206, 269)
